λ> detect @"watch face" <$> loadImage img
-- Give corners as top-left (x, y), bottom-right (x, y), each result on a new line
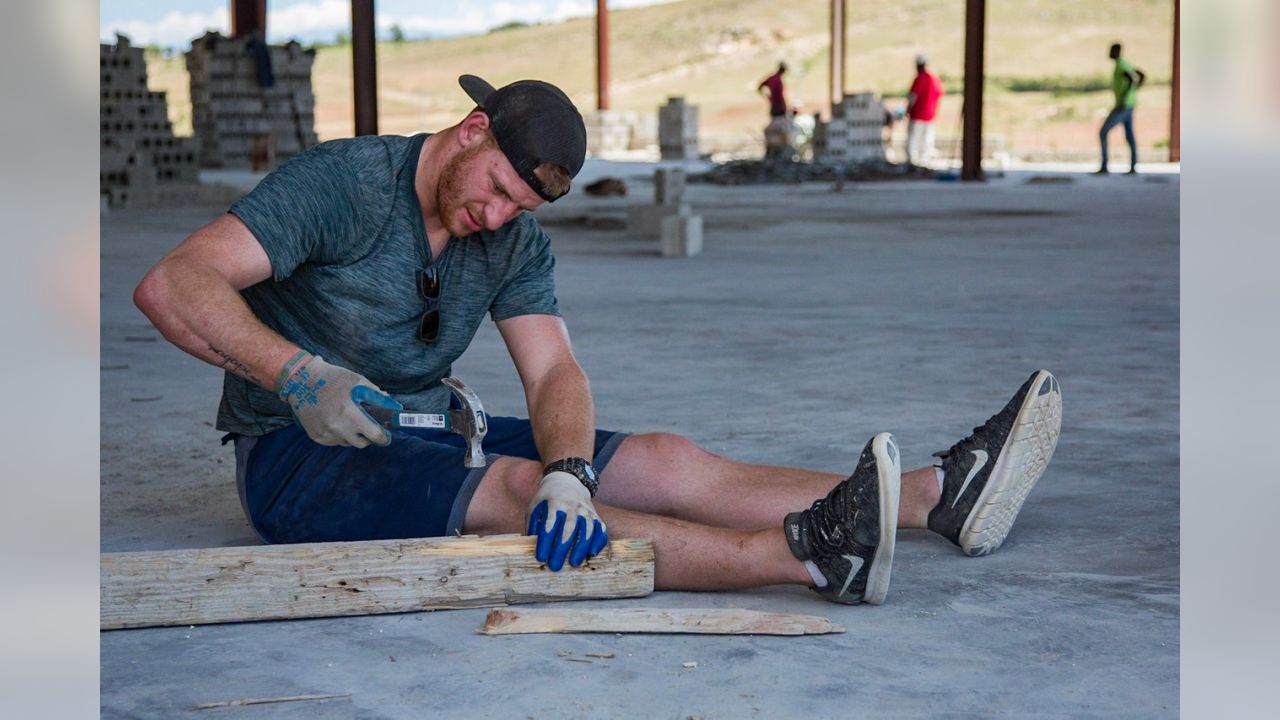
top-left (581, 462), bottom-right (596, 482)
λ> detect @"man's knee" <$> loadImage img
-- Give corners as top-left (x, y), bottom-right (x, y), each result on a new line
top-left (621, 431), bottom-right (716, 465)
top-left (464, 456), bottom-right (543, 534)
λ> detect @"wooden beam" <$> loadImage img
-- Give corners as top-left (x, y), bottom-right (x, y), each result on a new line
top-left (101, 535), bottom-right (654, 630)
top-left (480, 607), bottom-right (845, 636)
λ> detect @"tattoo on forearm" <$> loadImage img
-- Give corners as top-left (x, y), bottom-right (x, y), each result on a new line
top-left (208, 344), bottom-right (261, 385)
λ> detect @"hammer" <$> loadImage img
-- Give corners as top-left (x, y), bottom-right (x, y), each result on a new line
top-left (362, 377), bottom-right (488, 467)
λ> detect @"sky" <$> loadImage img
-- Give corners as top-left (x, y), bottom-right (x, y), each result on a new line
top-left (100, 0), bottom-right (676, 48)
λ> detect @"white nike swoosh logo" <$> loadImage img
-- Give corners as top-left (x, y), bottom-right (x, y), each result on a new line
top-left (950, 450), bottom-right (989, 509)
top-left (838, 554), bottom-right (865, 597)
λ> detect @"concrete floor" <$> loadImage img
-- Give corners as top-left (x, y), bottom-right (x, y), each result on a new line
top-left (100, 163), bottom-right (1179, 718)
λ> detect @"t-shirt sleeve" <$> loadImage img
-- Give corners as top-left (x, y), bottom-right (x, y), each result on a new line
top-left (489, 218), bottom-right (561, 322)
top-left (228, 148), bottom-right (374, 281)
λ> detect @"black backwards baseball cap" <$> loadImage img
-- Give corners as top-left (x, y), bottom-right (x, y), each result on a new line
top-left (458, 74), bottom-right (588, 202)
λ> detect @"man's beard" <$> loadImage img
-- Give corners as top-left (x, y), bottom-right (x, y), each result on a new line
top-left (436, 142), bottom-right (485, 237)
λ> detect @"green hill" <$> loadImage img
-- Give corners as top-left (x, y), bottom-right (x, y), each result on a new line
top-left (145, 0), bottom-right (1174, 160)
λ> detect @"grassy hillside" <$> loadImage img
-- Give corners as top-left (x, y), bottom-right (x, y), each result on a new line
top-left (144, 0), bottom-right (1175, 160)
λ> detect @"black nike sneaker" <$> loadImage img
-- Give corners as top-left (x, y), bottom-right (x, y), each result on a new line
top-left (928, 370), bottom-right (1062, 557)
top-left (784, 433), bottom-right (901, 605)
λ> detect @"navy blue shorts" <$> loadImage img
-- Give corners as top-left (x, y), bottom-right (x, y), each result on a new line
top-left (231, 416), bottom-right (629, 544)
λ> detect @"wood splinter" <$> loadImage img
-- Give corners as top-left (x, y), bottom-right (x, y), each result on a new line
top-left (480, 607), bottom-right (845, 636)
top-left (193, 692), bottom-right (351, 710)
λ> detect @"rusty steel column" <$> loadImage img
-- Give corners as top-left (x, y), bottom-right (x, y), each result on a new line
top-left (596, 0), bottom-right (609, 111)
top-left (230, 0), bottom-right (266, 38)
top-left (351, 0), bottom-right (378, 136)
top-left (829, 0), bottom-right (845, 113)
top-left (1170, 0), bottom-right (1180, 162)
top-left (961, 0), bottom-right (986, 181)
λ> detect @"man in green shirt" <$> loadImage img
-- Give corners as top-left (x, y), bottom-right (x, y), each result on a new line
top-left (1097, 42), bottom-right (1146, 174)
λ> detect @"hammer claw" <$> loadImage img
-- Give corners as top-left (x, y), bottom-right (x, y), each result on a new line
top-left (442, 377), bottom-right (487, 468)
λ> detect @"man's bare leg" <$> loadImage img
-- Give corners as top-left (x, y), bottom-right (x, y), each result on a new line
top-left (594, 432), bottom-right (940, 530)
top-left (463, 456), bottom-right (812, 591)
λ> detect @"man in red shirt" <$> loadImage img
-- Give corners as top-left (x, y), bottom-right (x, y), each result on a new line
top-left (906, 53), bottom-right (944, 166)
top-left (758, 62), bottom-right (788, 119)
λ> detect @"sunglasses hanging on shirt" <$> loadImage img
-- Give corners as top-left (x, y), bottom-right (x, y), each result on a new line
top-left (418, 264), bottom-right (441, 343)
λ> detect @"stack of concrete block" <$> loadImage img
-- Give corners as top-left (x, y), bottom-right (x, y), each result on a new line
top-left (100, 35), bottom-right (201, 208)
top-left (763, 116), bottom-right (796, 161)
top-left (584, 111), bottom-right (657, 157)
top-left (584, 111), bottom-right (633, 157)
top-left (658, 97), bottom-right (699, 160)
top-left (814, 92), bottom-right (886, 163)
top-left (186, 31), bottom-right (318, 168)
top-left (626, 168), bottom-right (701, 257)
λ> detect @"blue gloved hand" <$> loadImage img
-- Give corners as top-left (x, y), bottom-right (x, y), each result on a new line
top-left (526, 471), bottom-right (608, 571)
top-left (277, 352), bottom-right (402, 448)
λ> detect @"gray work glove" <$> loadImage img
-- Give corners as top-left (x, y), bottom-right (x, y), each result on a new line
top-left (277, 353), bottom-right (402, 448)
top-left (526, 473), bottom-right (608, 571)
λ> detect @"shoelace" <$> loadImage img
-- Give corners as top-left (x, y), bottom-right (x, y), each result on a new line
top-left (804, 476), bottom-right (864, 556)
top-left (933, 424), bottom-right (986, 462)
top-left (933, 403), bottom-right (1007, 461)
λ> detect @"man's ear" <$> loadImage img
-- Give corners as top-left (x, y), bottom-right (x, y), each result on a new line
top-left (458, 110), bottom-right (492, 148)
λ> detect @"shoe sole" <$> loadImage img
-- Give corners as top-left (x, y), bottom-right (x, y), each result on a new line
top-left (862, 432), bottom-right (901, 605)
top-left (958, 370), bottom-right (1062, 557)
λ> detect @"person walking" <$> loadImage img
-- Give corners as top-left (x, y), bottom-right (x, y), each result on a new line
top-left (1097, 42), bottom-right (1146, 174)
top-left (905, 53), bottom-right (944, 167)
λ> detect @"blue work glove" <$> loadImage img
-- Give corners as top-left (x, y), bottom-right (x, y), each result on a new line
top-left (526, 471), bottom-right (609, 571)
top-left (277, 353), bottom-right (402, 448)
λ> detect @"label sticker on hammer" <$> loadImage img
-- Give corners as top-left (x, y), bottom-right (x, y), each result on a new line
top-left (397, 413), bottom-right (447, 429)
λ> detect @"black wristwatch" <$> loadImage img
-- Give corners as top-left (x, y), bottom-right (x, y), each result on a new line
top-left (544, 457), bottom-right (599, 497)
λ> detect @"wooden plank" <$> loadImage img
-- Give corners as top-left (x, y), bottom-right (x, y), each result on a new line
top-left (194, 693), bottom-right (350, 710)
top-left (479, 608), bottom-right (845, 636)
top-left (101, 535), bottom-right (654, 630)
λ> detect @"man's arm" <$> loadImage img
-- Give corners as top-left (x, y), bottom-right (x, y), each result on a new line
top-left (133, 213), bottom-right (300, 389)
top-left (498, 313), bottom-right (607, 570)
top-left (496, 314), bottom-right (595, 463)
top-left (134, 213), bottom-right (398, 447)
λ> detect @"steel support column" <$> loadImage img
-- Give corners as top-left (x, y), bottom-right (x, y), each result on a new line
top-left (961, 0), bottom-right (986, 181)
top-left (351, 0), bottom-right (378, 136)
top-left (1170, 0), bottom-right (1180, 162)
top-left (596, 0), bottom-right (610, 111)
top-left (829, 0), bottom-right (846, 114)
top-left (230, 0), bottom-right (266, 38)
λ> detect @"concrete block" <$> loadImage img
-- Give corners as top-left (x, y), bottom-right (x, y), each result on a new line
top-left (654, 168), bottom-right (686, 205)
top-left (658, 97), bottom-right (698, 159)
top-left (660, 214), bottom-right (702, 258)
top-left (627, 203), bottom-right (689, 237)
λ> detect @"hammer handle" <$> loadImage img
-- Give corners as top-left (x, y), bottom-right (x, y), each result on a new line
top-left (363, 405), bottom-right (448, 430)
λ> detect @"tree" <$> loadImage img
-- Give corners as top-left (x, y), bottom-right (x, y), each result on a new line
top-left (390, 24), bottom-right (405, 43)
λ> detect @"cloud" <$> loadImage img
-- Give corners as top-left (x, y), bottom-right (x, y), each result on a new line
top-left (269, 0), bottom-right (350, 37)
top-left (551, 2), bottom-right (595, 22)
top-left (100, 0), bottom-right (683, 48)
top-left (379, 7), bottom-right (490, 36)
top-left (101, 7), bottom-right (228, 48)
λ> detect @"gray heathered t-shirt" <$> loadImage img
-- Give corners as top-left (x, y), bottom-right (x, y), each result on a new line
top-left (216, 133), bottom-right (560, 436)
